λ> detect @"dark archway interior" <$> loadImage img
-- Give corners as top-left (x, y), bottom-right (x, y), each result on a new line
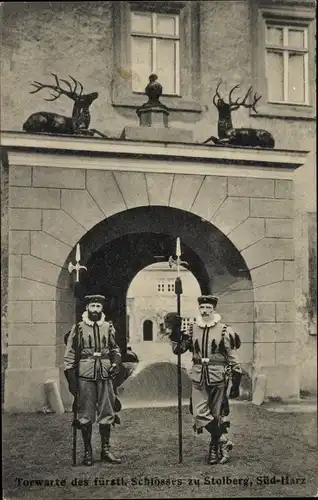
top-left (75, 206), bottom-right (251, 351)
top-left (143, 320), bottom-right (153, 341)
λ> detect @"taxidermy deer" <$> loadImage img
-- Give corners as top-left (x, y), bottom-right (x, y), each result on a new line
top-left (203, 83), bottom-right (275, 148)
top-left (22, 73), bottom-right (107, 137)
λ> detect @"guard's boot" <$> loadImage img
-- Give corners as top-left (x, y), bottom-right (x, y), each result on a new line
top-left (205, 420), bottom-right (221, 465)
top-left (99, 424), bottom-right (122, 464)
top-left (81, 422), bottom-right (93, 466)
top-left (208, 441), bottom-right (219, 465)
top-left (219, 437), bottom-right (233, 464)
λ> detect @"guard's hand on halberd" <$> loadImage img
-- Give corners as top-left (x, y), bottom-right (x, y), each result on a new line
top-left (64, 368), bottom-right (78, 397)
top-left (163, 312), bottom-right (182, 342)
top-left (108, 363), bottom-right (120, 379)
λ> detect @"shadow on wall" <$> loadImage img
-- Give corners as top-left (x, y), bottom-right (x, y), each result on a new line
top-left (117, 362), bottom-right (192, 403)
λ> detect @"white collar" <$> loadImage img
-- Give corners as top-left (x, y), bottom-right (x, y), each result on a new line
top-left (82, 311), bottom-right (105, 327)
top-left (196, 313), bottom-right (221, 328)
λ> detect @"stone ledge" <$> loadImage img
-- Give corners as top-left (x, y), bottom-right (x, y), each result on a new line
top-left (121, 126), bottom-right (193, 144)
top-left (1, 131), bottom-right (308, 172)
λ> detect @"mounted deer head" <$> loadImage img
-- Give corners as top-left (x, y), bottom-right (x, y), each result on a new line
top-left (203, 83), bottom-right (275, 148)
top-left (23, 73), bottom-right (106, 137)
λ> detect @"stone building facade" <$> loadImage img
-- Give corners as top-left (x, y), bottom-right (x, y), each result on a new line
top-left (126, 263), bottom-right (200, 366)
top-left (1, 0), bottom-right (316, 411)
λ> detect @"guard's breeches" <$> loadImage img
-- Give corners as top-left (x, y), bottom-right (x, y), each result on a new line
top-left (77, 378), bottom-right (117, 426)
top-left (192, 381), bottom-right (226, 431)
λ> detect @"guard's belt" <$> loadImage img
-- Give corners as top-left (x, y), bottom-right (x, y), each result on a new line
top-left (80, 352), bottom-right (109, 360)
top-left (193, 358), bottom-right (226, 366)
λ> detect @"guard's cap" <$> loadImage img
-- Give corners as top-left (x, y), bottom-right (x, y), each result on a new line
top-left (197, 295), bottom-right (218, 307)
top-left (84, 294), bottom-right (105, 306)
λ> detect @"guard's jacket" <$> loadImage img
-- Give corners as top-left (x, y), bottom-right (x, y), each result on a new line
top-left (64, 312), bottom-right (121, 381)
top-left (172, 313), bottom-right (241, 386)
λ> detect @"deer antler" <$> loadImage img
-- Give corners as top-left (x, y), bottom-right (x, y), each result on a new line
top-left (60, 76), bottom-right (83, 97)
top-left (234, 86), bottom-right (262, 113)
top-left (69, 76), bottom-right (84, 97)
top-left (248, 91), bottom-right (262, 113)
top-left (213, 82), bottom-right (223, 108)
top-left (228, 84), bottom-right (242, 109)
top-left (29, 73), bottom-right (84, 101)
top-left (237, 86), bottom-right (252, 107)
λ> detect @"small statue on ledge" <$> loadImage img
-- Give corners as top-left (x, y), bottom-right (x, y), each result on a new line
top-left (203, 83), bottom-right (275, 148)
top-left (136, 74), bottom-right (170, 128)
top-left (144, 73), bottom-right (163, 105)
top-left (22, 73), bottom-right (107, 137)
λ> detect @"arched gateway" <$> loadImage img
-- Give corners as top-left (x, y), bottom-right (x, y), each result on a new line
top-left (3, 132), bottom-right (307, 411)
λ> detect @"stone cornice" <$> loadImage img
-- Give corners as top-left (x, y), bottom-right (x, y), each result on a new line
top-left (1, 131), bottom-right (309, 179)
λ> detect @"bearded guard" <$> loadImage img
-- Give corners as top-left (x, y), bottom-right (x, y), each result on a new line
top-left (64, 294), bottom-right (122, 466)
top-left (164, 294), bottom-right (242, 465)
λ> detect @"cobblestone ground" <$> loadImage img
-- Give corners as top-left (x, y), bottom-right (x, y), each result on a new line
top-left (3, 403), bottom-right (317, 499)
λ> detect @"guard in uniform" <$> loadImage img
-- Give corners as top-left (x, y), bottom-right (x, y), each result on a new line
top-left (165, 295), bottom-right (242, 465)
top-left (64, 294), bottom-right (122, 466)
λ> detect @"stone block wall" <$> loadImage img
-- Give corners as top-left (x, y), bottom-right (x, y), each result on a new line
top-left (225, 178), bottom-right (296, 398)
top-left (1, 0), bottom-right (316, 397)
top-left (6, 165), bottom-right (77, 410)
top-left (4, 157), bottom-right (301, 410)
top-left (0, 1), bottom-right (315, 150)
top-left (1, 153), bottom-right (9, 357)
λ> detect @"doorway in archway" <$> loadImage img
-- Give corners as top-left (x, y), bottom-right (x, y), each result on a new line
top-left (143, 320), bottom-right (153, 341)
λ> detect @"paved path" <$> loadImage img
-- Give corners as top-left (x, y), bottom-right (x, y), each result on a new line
top-left (264, 399), bottom-right (317, 413)
top-left (121, 397), bottom-right (317, 413)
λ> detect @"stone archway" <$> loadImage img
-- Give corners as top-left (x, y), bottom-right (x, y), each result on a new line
top-left (6, 164), bottom-right (297, 411)
top-left (54, 204), bottom-right (254, 408)
top-left (56, 205), bottom-right (253, 355)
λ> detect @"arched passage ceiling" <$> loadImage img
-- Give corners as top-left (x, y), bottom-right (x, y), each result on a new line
top-left (84, 232), bottom-right (211, 297)
top-left (78, 205), bottom-right (250, 296)
top-left (75, 206), bottom-right (251, 348)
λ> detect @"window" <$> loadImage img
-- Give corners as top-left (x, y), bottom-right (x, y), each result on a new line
top-left (167, 280), bottom-right (175, 293)
top-left (131, 11), bottom-right (180, 95)
top-left (266, 24), bottom-right (309, 105)
top-left (251, 1), bottom-right (315, 119)
top-left (112, 1), bottom-right (202, 113)
top-left (181, 317), bottom-right (196, 330)
top-left (181, 317), bottom-right (191, 330)
top-left (157, 279), bottom-right (175, 293)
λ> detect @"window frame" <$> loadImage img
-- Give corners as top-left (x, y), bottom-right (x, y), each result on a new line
top-left (265, 24), bottom-right (309, 105)
top-left (167, 279), bottom-right (175, 293)
top-left (181, 317), bottom-right (190, 329)
top-left (181, 317), bottom-right (196, 330)
top-left (112, 0), bottom-right (202, 113)
top-left (131, 10), bottom-right (181, 95)
top-left (251, 1), bottom-right (316, 119)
